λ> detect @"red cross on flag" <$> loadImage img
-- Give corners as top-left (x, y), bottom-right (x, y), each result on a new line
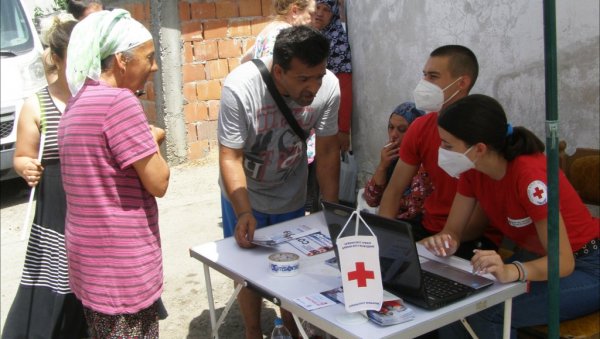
top-left (527, 180), bottom-right (548, 206)
top-left (336, 212), bottom-right (383, 313)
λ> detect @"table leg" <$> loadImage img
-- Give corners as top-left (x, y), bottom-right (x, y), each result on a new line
top-left (204, 264), bottom-right (218, 339)
top-left (503, 298), bottom-right (513, 339)
top-left (293, 314), bottom-right (309, 339)
top-left (460, 318), bottom-right (479, 339)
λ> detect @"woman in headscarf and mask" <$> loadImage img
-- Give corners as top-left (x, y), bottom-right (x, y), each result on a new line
top-left (58, 9), bottom-right (170, 338)
top-left (362, 102), bottom-right (433, 222)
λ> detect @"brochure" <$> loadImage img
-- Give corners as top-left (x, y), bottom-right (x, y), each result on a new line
top-left (320, 286), bottom-right (415, 326)
top-left (251, 225), bottom-right (334, 256)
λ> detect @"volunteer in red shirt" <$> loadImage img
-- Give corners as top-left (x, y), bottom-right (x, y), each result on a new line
top-left (379, 45), bottom-right (500, 259)
top-left (424, 94), bottom-right (599, 338)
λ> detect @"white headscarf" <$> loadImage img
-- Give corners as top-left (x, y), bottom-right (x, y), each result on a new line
top-left (66, 9), bottom-right (153, 96)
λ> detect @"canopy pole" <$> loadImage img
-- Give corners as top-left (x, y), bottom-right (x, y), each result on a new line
top-left (543, 0), bottom-right (560, 338)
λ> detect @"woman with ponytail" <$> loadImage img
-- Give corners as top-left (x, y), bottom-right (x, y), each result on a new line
top-left (422, 94), bottom-right (599, 338)
top-left (3, 16), bottom-right (88, 339)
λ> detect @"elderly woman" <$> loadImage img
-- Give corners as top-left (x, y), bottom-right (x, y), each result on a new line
top-left (362, 102), bottom-right (433, 222)
top-left (58, 9), bottom-right (169, 338)
top-left (3, 16), bottom-right (87, 339)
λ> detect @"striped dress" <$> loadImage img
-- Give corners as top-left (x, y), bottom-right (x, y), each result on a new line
top-left (2, 87), bottom-right (88, 339)
top-left (58, 80), bottom-right (163, 316)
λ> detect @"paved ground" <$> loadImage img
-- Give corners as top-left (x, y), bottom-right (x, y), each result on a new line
top-left (0, 152), bottom-right (280, 338)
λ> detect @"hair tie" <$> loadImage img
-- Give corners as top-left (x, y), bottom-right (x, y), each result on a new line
top-left (506, 123), bottom-right (513, 136)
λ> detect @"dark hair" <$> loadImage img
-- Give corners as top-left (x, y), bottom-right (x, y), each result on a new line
top-left (438, 94), bottom-right (545, 161)
top-left (273, 25), bottom-right (330, 71)
top-left (431, 45), bottom-right (479, 91)
top-left (67, 0), bottom-right (104, 20)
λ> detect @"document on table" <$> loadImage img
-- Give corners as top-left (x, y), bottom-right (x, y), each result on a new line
top-left (252, 225), bottom-right (334, 256)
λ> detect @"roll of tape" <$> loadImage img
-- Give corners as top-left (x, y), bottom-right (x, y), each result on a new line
top-left (268, 252), bottom-right (300, 276)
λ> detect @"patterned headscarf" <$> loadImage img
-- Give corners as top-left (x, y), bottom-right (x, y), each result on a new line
top-left (316, 0), bottom-right (352, 74)
top-left (391, 101), bottom-right (425, 125)
top-left (66, 9), bottom-right (153, 96)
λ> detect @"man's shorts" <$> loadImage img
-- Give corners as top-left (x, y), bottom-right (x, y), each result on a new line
top-left (220, 194), bottom-right (305, 238)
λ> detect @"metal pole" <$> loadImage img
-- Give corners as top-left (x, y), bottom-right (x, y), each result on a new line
top-left (543, 1), bottom-right (560, 337)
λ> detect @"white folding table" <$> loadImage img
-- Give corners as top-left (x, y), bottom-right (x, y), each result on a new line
top-left (189, 212), bottom-right (527, 338)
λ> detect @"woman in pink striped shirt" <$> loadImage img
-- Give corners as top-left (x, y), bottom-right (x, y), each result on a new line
top-left (58, 9), bottom-right (169, 338)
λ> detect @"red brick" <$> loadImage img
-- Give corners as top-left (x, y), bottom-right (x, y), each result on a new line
top-left (206, 59), bottom-right (229, 80)
top-left (227, 57), bottom-right (240, 72)
top-left (242, 37), bottom-right (256, 53)
top-left (207, 100), bottom-right (220, 120)
top-left (182, 63), bottom-right (206, 83)
top-left (181, 20), bottom-right (203, 40)
top-left (197, 120), bottom-right (218, 140)
top-left (216, 1), bottom-right (239, 19)
top-left (127, 3), bottom-right (145, 22)
top-left (141, 100), bottom-right (157, 123)
top-left (218, 39), bottom-right (242, 58)
top-left (230, 20), bottom-right (253, 37)
top-left (144, 81), bottom-right (155, 101)
top-left (179, 1), bottom-right (191, 21)
top-left (144, 1), bottom-right (150, 22)
top-left (193, 40), bottom-right (219, 61)
top-left (197, 80), bottom-right (222, 100)
top-left (251, 17), bottom-right (270, 35)
top-left (184, 101), bottom-right (209, 123)
top-left (188, 140), bottom-right (210, 160)
top-left (183, 83), bottom-right (197, 102)
top-left (203, 20), bottom-right (228, 39)
top-left (262, 0), bottom-right (274, 16)
top-left (239, 0), bottom-right (262, 17)
top-left (183, 41), bottom-right (194, 63)
top-left (186, 123), bottom-right (199, 143)
top-left (191, 2), bottom-right (216, 20)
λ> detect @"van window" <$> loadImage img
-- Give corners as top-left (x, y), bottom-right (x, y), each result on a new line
top-left (1, 0), bottom-right (35, 56)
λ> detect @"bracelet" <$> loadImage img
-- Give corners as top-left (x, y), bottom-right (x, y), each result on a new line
top-left (511, 263), bottom-right (522, 282)
top-left (512, 261), bottom-right (527, 282)
top-left (236, 211), bottom-right (252, 219)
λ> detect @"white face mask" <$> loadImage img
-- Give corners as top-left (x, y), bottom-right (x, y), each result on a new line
top-left (438, 146), bottom-right (475, 178)
top-left (413, 77), bottom-right (462, 113)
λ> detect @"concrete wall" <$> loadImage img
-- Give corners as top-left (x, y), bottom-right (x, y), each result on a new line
top-left (346, 0), bottom-right (600, 184)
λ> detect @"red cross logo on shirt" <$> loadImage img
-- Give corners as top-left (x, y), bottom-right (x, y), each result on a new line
top-left (533, 187), bottom-right (544, 199)
top-left (347, 262), bottom-right (374, 287)
top-left (527, 180), bottom-right (548, 206)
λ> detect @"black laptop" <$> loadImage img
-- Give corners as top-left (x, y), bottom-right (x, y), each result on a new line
top-left (321, 200), bottom-right (494, 310)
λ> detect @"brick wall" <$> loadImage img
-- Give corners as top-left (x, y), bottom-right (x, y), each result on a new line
top-left (179, 0), bottom-right (274, 160)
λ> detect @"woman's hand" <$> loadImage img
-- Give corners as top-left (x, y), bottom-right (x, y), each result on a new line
top-left (471, 249), bottom-right (519, 283)
top-left (149, 125), bottom-right (165, 146)
top-left (421, 233), bottom-right (458, 257)
top-left (21, 159), bottom-right (44, 187)
top-left (379, 140), bottom-right (400, 168)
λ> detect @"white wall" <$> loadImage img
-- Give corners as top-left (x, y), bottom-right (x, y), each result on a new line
top-left (346, 0), bottom-right (599, 182)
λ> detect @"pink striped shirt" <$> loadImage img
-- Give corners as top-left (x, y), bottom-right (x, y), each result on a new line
top-left (58, 80), bottom-right (162, 315)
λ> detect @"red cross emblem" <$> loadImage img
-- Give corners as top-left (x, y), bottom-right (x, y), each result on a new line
top-left (527, 180), bottom-right (547, 206)
top-left (347, 262), bottom-right (374, 287)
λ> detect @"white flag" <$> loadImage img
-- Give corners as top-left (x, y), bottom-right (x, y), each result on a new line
top-left (336, 211), bottom-right (383, 313)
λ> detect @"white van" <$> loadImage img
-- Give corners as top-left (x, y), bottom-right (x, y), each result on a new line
top-left (0, 0), bottom-right (47, 180)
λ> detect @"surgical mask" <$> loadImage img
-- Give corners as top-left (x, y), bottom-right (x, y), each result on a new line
top-left (413, 77), bottom-right (462, 113)
top-left (438, 146), bottom-right (475, 178)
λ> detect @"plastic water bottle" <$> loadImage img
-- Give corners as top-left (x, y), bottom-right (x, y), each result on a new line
top-left (271, 317), bottom-right (292, 339)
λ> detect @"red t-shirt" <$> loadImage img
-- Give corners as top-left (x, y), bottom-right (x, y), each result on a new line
top-left (459, 153), bottom-right (599, 255)
top-left (399, 112), bottom-right (456, 233)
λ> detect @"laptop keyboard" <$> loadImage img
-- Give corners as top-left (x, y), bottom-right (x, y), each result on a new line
top-left (423, 271), bottom-right (472, 300)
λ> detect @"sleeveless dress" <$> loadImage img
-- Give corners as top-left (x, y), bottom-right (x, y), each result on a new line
top-left (2, 87), bottom-right (87, 339)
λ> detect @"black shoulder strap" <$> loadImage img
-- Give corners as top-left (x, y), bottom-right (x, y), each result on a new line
top-left (252, 59), bottom-right (307, 145)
